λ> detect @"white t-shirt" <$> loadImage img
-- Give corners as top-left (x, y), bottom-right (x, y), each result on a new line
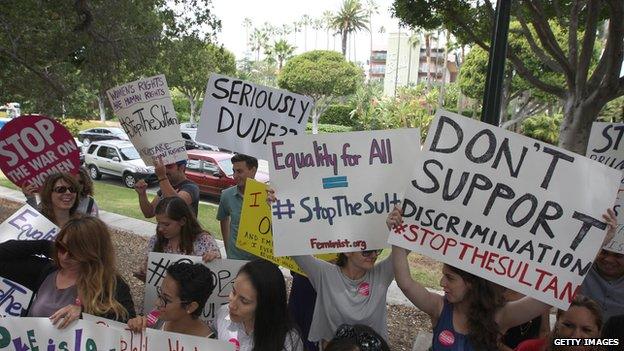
top-left (215, 305), bottom-right (304, 351)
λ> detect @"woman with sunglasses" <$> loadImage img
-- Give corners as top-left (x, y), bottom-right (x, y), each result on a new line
top-left (135, 196), bottom-right (221, 280)
top-left (215, 259), bottom-right (303, 351)
top-left (128, 262), bottom-right (215, 337)
top-left (21, 172), bottom-right (80, 227)
top-left (325, 324), bottom-right (391, 351)
top-left (0, 215), bottom-right (135, 327)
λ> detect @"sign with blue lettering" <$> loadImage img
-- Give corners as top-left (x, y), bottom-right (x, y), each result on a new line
top-left (269, 129), bottom-right (421, 256)
top-left (0, 204), bottom-right (59, 244)
top-left (0, 276), bottom-right (32, 317)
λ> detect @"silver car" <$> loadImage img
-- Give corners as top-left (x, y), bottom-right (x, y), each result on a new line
top-left (85, 140), bottom-right (156, 188)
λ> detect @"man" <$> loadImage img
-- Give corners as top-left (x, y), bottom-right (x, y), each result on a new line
top-left (135, 159), bottom-right (199, 217)
top-left (217, 153), bottom-right (258, 260)
top-left (580, 248), bottom-right (624, 320)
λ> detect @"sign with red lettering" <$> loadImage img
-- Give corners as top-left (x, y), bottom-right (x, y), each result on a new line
top-left (586, 122), bottom-right (624, 254)
top-left (197, 73), bottom-right (313, 160)
top-left (0, 204), bottom-right (59, 244)
top-left (145, 328), bottom-right (235, 351)
top-left (0, 115), bottom-right (80, 189)
top-left (107, 74), bottom-right (187, 166)
top-left (389, 110), bottom-right (621, 310)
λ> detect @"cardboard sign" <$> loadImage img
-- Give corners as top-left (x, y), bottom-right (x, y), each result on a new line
top-left (83, 313), bottom-right (145, 351)
top-left (236, 179), bottom-right (336, 274)
top-left (270, 129), bottom-right (421, 256)
top-left (197, 73), bottom-right (313, 159)
top-left (145, 328), bottom-right (235, 351)
top-left (144, 253), bottom-right (246, 323)
top-left (0, 317), bottom-right (120, 350)
top-left (0, 204), bottom-right (59, 244)
top-left (586, 122), bottom-right (624, 253)
top-left (0, 115), bottom-right (80, 189)
top-left (0, 276), bottom-right (33, 317)
top-left (107, 75), bottom-right (187, 166)
top-left (389, 110), bottom-right (621, 310)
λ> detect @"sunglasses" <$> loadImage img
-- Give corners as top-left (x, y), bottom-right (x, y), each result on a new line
top-left (335, 324), bottom-right (383, 351)
top-left (53, 186), bottom-right (77, 194)
top-left (55, 241), bottom-right (76, 259)
top-left (156, 286), bottom-right (190, 308)
top-left (361, 249), bottom-right (383, 257)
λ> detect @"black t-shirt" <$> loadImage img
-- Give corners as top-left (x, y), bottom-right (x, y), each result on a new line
top-left (156, 179), bottom-right (200, 215)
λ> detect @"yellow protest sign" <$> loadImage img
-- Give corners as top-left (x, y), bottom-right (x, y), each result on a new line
top-left (236, 178), bottom-right (335, 275)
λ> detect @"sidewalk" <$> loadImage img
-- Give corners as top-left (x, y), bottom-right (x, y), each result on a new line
top-left (0, 184), bottom-right (417, 307)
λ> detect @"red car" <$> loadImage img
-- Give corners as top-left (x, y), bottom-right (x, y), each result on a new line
top-left (185, 150), bottom-right (270, 197)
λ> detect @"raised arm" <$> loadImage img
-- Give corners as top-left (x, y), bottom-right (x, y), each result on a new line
top-left (497, 296), bottom-right (552, 332)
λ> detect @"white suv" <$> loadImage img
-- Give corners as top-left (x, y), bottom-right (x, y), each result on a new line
top-left (85, 140), bottom-right (156, 188)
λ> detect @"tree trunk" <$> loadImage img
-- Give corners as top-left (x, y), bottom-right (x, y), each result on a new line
top-left (312, 112), bottom-right (319, 134)
top-left (341, 31), bottom-right (348, 56)
top-left (437, 30), bottom-right (450, 108)
top-left (558, 95), bottom-right (606, 154)
top-left (189, 95), bottom-right (196, 124)
top-left (426, 34), bottom-right (432, 90)
top-left (98, 93), bottom-right (106, 122)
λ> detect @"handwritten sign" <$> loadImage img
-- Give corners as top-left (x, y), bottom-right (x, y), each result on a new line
top-left (270, 129), bottom-right (421, 256)
top-left (0, 317), bottom-right (120, 350)
top-left (144, 253), bottom-right (246, 323)
top-left (0, 204), bottom-right (59, 244)
top-left (107, 74), bottom-right (187, 166)
top-left (197, 73), bottom-right (313, 159)
top-left (237, 179), bottom-right (336, 274)
top-left (0, 115), bottom-right (80, 189)
top-left (0, 276), bottom-right (32, 317)
top-left (146, 328), bottom-right (235, 351)
top-left (389, 110), bottom-right (621, 310)
top-left (83, 313), bottom-right (145, 351)
top-left (586, 122), bottom-right (624, 253)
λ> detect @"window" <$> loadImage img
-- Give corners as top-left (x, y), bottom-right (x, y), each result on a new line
top-left (119, 147), bottom-right (140, 160)
top-left (87, 144), bottom-right (98, 154)
top-left (96, 146), bottom-right (109, 158)
top-left (202, 160), bottom-right (220, 174)
top-left (187, 159), bottom-right (201, 171)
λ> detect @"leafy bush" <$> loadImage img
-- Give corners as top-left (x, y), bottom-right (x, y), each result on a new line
top-left (521, 113), bottom-right (562, 145)
top-left (306, 123), bottom-right (353, 133)
top-left (319, 104), bottom-right (357, 127)
top-left (57, 118), bottom-right (85, 137)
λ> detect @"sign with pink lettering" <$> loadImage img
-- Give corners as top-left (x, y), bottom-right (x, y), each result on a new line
top-left (145, 328), bottom-right (235, 351)
top-left (107, 75), bottom-right (187, 166)
top-left (269, 129), bottom-right (421, 256)
top-left (0, 115), bottom-right (80, 189)
top-left (389, 110), bottom-right (621, 310)
top-left (0, 276), bottom-right (33, 317)
top-left (0, 204), bottom-right (59, 244)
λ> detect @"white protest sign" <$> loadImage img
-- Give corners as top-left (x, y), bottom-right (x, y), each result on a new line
top-left (0, 276), bottom-right (32, 317)
top-left (389, 110), bottom-right (620, 310)
top-left (586, 122), bottom-right (624, 253)
top-left (197, 73), bottom-right (313, 159)
top-left (0, 204), bottom-right (59, 244)
top-left (144, 253), bottom-right (246, 323)
top-left (0, 317), bottom-right (120, 350)
top-left (107, 74), bottom-right (187, 166)
top-left (82, 314), bottom-right (146, 351)
top-left (270, 129), bottom-right (421, 256)
top-left (145, 328), bottom-right (235, 351)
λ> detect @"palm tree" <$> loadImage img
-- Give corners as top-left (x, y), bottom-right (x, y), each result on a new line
top-left (301, 15), bottom-right (312, 51)
top-left (331, 0), bottom-right (369, 57)
top-left (322, 10), bottom-right (334, 49)
top-left (313, 18), bottom-right (324, 49)
top-left (249, 28), bottom-right (270, 62)
top-left (365, 0), bottom-right (379, 67)
top-left (267, 39), bottom-right (296, 70)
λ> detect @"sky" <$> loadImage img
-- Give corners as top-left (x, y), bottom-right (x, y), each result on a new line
top-left (210, 0), bottom-right (402, 64)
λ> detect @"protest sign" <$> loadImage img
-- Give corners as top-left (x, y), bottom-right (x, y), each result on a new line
top-left (0, 204), bottom-right (59, 244)
top-left (236, 179), bottom-right (336, 274)
top-left (0, 317), bottom-right (120, 350)
top-left (107, 75), bottom-right (187, 166)
top-left (269, 129), bottom-right (421, 256)
top-left (144, 253), bottom-right (246, 323)
top-left (586, 122), bottom-right (624, 254)
top-left (145, 328), bottom-right (235, 351)
top-left (0, 276), bottom-right (32, 317)
top-left (389, 110), bottom-right (621, 310)
top-left (197, 73), bottom-right (313, 159)
top-left (83, 314), bottom-right (145, 351)
top-left (0, 115), bottom-right (80, 189)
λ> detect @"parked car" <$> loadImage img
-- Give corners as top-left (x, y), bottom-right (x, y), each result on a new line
top-left (180, 128), bottom-right (221, 151)
top-left (74, 138), bottom-right (85, 165)
top-left (185, 150), bottom-right (270, 197)
top-left (84, 140), bottom-right (156, 188)
top-left (78, 127), bottom-right (129, 145)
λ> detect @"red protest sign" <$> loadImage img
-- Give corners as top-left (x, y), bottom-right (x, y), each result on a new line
top-left (0, 115), bottom-right (80, 189)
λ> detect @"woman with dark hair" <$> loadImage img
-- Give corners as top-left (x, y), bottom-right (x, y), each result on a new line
top-left (325, 324), bottom-right (391, 351)
top-left (135, 196), bottom-right (220, 280)
top-left (516, 295), bottom-right (603, 351)
top-left (75, 167), bottom-right (99, 216)
top-left (22, 172), bottom-right (80, 227)
top-left (128, 262), bottom-right (215, 337)
top-left (215, 259), bottom-right (303, 351)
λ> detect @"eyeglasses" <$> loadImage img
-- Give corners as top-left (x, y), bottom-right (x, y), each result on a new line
top-left (156, 286), bottom-right (190, 308)
top-left (53, 186), bottom-right (77, 194)
top-left (361, 249), bottom-right (383, 257)
top-left (334, 324), bottom-right (383, 351)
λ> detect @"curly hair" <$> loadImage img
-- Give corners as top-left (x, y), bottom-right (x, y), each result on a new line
top-left (166, 262), bottom-right (215, 318)
top-left (77, 167), bottom-right (94, 197)
top-left (446, 265), bottom-right (505, 351)
top-left (39, 172), bottom-right (80, 224)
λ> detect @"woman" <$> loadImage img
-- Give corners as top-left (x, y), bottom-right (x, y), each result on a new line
top-left (135, 196), bottom-right (221, 280)
top-left (389, 207), bottom-right (616, 351)
top-left (22, 172), bottom-right (80, 227)
top-left (515, 295), bottom-right (603, 351)
top-left (0, 215), bottom-right (135, 327)
top-left (325, 324), bottom-right (391, 351)
top-left (214, 259), bottom-right (303, 351)
top-left (75, 167), bottom-right (99, 216)
top-left (128, 262), bottom-right (214, 337)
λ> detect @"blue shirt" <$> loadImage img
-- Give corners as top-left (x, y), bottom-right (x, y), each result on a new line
top-left (216, 186), bottom-right (257, 260)
top-left (432, 299), bottom-right (475, 351)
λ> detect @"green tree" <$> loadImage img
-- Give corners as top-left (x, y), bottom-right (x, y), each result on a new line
top-left (161, 37), bottom-right (236, 123)
top-left (266, 40), bottom-right (296, 70)
top-left (278, 50), bottom-right (362, 133)
top-left (392, 0), bottom-right (624, 154)
top-left (332, 0), bottom-right (369, 57)
top-left (521, 113), bottom-right (562, 145)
